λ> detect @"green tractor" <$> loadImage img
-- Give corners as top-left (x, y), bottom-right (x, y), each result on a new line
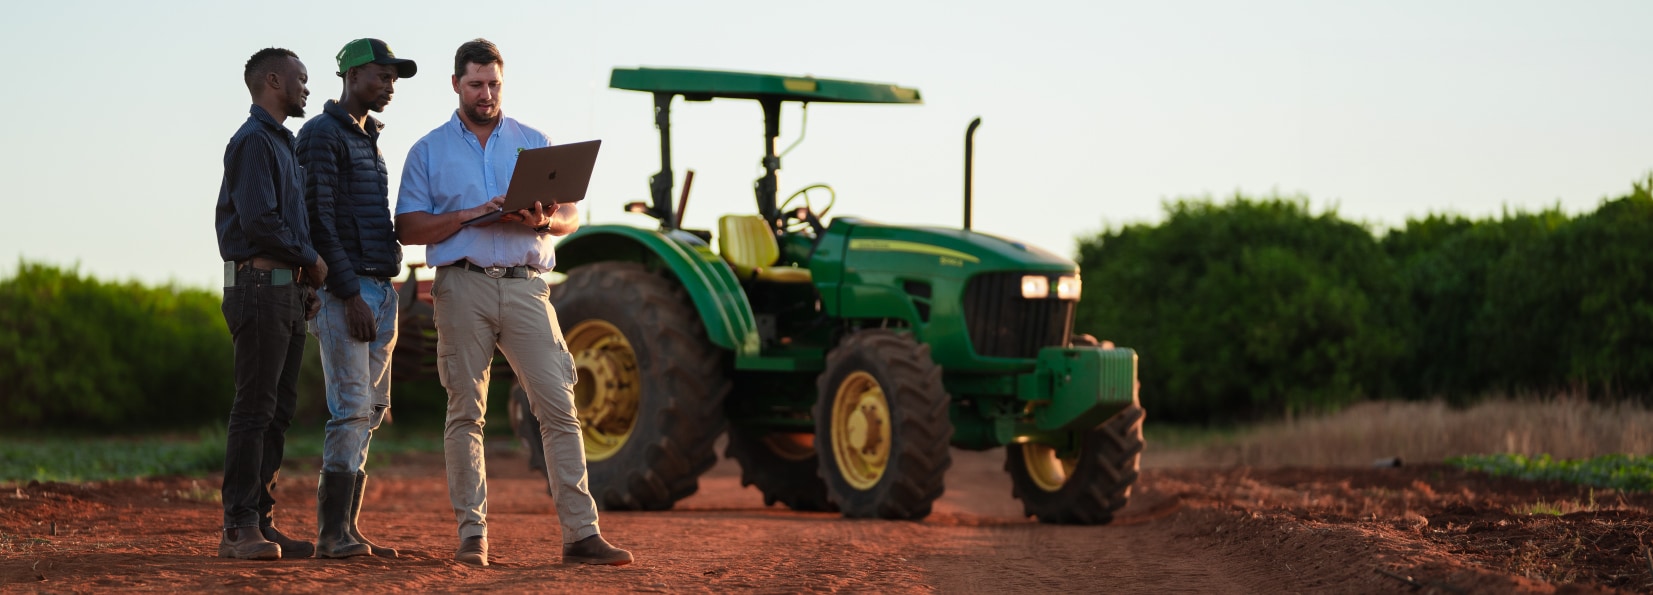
top-left (508, 67), bottom-right (1144, 524)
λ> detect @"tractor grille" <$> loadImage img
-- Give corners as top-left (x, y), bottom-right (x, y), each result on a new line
top-left (962, 272), bottom-right (1074, 359)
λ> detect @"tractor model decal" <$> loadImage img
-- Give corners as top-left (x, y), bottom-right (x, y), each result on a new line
top-left (847, 239), bottom-right (981, 265)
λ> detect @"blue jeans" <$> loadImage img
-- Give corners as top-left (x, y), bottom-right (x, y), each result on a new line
top-left (308, 278), bottom-right (399, 474)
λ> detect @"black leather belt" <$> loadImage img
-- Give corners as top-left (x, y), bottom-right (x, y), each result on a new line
top-left (449, 261), bottom-right (540, 279)
top-left (225, 260), bottom-right (297, 286)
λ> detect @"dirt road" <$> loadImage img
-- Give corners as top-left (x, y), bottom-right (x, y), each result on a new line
top-left (3, 443), bottom-right (1650, 593)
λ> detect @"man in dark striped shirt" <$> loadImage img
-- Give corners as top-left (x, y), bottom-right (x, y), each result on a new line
top-left (213, 47), bottom-right (325, 561)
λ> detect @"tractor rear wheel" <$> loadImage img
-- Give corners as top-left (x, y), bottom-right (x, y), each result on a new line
top-left (813, 330), bottom-right (951, 519)
top-left (1005, 403), bottom-right (1144, 524)
top-left (724, 427), bottom-right (837, 512)
top-left (534, 262), bottom-right (730, 510)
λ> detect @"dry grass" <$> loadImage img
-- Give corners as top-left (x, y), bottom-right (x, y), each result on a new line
top-left (1511, 492), bottom-right (1602, 516)
top-left (1148, 397), bottom-right (1653, 468)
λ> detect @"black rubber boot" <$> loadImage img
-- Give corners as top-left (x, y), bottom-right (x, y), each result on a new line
top-left (350, 472), bottom-right (397, 558)
top-left (314, 472), bottom-right (370, 559)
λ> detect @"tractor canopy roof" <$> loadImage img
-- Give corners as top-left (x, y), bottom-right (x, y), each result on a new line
top-left (610, 67), bottom-right (922, 104)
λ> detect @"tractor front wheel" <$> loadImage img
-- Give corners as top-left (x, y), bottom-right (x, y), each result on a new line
top-left (724, 427), bottom-right (837, 512)
top-left (813, 330), bottom-right (951, 519)
top-left (1004, 403), bottom-right (1144, 524)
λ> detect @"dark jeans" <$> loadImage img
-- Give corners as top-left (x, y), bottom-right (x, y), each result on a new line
top-left (220, 267), bottom-right (306, 530)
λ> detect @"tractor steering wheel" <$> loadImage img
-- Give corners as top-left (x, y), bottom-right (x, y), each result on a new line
top-left (778, 184), bottom-right (836, 235)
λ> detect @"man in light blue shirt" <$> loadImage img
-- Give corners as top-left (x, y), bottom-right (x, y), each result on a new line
top-left (394, 38), bottom-right (632, 567)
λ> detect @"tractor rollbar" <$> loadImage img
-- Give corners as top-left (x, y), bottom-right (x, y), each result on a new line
top-left (964, 117), bottom-right (981, 231)
top-left (756, 97), bottom-right (782, 231)
top-left (649, 92), bottom-right (677, 231)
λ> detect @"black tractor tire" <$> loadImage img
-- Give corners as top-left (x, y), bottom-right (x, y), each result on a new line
top-left (544, 262), bottom-right (731, 510)
top-left (724, 427), bottom-right (837, 512)
top-left (1005, 403), bottom-right (1145, 525)
top-left (813, 330), bottom-right (952, 519)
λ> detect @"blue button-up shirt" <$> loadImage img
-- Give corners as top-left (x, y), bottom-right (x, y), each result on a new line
top-left (396, 111), bottom-right (554, 270)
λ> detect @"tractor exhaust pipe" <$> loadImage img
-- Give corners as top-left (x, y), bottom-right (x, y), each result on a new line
top-left (964, 117), bottom-right (981, 231)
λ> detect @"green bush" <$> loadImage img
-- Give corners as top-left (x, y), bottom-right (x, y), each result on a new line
top-left (1075, 194), bottom-right (1406, 423)
top-left (1524, 183), bottom-right (1653, 396)
top-left (0, 262), bottom-right (233, 429)
top-left (0, 262), bottom-right (499, 433)
top-left (1078, 176), bottom-right (1653, 421)
top-left (1383, 210), bottom-right (1570, 399)
top-left (1385, 177), bottom-right (1653, 400)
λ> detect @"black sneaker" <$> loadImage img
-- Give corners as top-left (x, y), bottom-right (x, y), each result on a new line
top-left (562, 534), bottom-right (632, 566)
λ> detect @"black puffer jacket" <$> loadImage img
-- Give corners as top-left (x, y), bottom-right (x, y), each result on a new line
top-left (296, 99), bottom-right (402, 299)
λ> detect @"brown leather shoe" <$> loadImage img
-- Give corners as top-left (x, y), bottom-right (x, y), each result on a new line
top-left (219, 527), bottom-right (281, 560)
top-left (455, 536), bottom-right (488, 566)
top-left (261, 525), bottom-right (315, 559)
top-left (562, 534), bottom-right (632, 566)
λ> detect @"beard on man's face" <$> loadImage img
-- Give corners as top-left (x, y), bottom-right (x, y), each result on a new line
top-left (463, 103), bottom-right (498, 126)
top-left (285, 86), bottom-right (307, 118)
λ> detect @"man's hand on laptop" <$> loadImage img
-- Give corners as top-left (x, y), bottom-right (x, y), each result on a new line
top-left (501, 200), bottom-right (557, 229)
top-left (462, 195), bottom-right (509, 227)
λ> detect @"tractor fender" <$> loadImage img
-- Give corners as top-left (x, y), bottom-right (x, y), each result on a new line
top-left (554, 225), bottom-right (760, 356)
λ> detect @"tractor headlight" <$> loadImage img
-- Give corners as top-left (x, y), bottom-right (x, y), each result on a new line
top-left (1020, 275), bottom-right (1049, 299)
top-left (1056, 275), bottom-right (1082, 301)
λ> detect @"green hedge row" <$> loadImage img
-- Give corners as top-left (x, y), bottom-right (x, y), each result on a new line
top-left (1076, 176), bottom-right (1653, 422)
top-left (0, 262), bottom-right (497, 432)
top-left (0, 263), bottom-right (234, 429)
top-left (9, 177), bottom-right (1651, 429)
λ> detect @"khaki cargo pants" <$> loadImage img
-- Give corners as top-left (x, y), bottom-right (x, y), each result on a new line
top-left (433, 265), bottom-right (600, 544)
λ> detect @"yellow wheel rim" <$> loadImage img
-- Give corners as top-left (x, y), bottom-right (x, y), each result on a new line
top-left (830, 371), bottom-right (892, 491)
top-left (761, 432), bottom-right (816, 462)
top-left (1022, 443), bottom-right (1078, 492)
top-left (567, 320), bottom-right (640, 462)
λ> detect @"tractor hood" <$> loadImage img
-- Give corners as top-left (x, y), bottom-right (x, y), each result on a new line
top-left (811, 218), bottom-right (1082, 367)
top-left (819, 218), bottom-right (1077, 277)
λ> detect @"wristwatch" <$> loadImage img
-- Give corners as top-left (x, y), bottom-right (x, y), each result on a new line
top-left (533, 222), bottom-right (552, 233)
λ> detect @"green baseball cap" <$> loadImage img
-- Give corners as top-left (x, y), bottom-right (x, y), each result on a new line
top-left (335, 38), bottom-right (417, 78)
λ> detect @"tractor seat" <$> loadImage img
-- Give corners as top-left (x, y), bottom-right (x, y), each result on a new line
top-left (717, 215), bottom-right (812, 283)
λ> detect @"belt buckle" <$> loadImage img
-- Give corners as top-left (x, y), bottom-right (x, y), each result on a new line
top-left (484, 266), bottom-right (507, 279)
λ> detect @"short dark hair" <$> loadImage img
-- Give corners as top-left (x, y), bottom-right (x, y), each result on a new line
top-left (453, 38), bottom-right (503, 79)
top-left (244, 47), bottom-right (299, 92)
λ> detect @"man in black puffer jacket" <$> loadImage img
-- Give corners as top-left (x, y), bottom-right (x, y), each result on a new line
top-left (296, 38), bottom-right (416, 560)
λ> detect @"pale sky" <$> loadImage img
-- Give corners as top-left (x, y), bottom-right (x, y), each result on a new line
top-left (3, 1), bottom-right (1650, 288)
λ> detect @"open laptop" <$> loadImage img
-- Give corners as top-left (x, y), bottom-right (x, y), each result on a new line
top-left (463, 139), bottom-right (602, 226)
